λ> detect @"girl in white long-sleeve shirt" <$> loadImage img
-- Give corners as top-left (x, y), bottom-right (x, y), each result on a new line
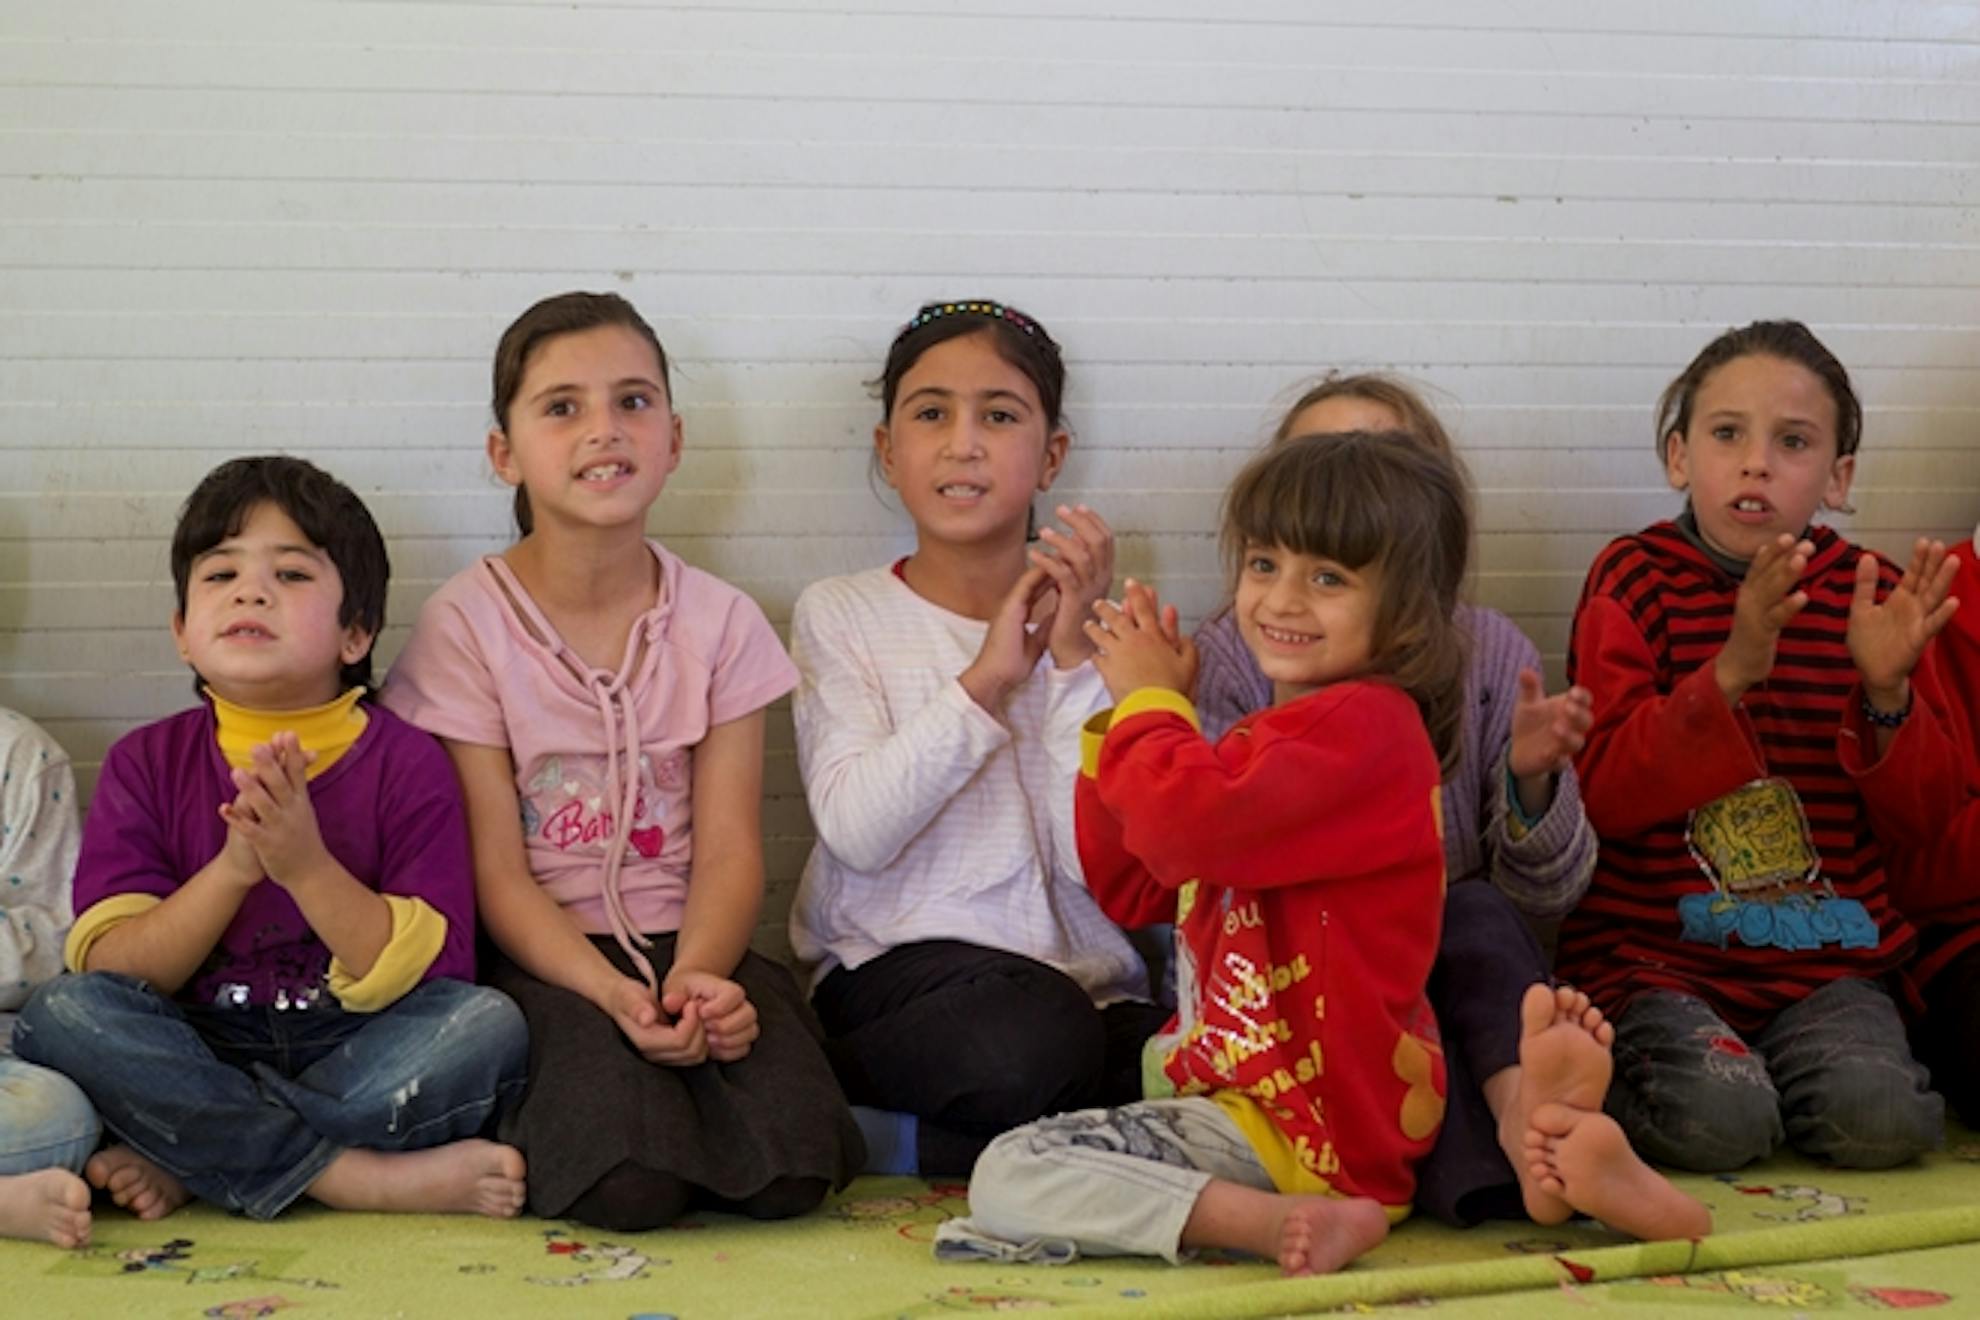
top-left (789, 300), bottom-right (1159, 1175)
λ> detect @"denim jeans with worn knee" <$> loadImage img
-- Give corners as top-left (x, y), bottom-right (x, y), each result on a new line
top-left (13, 973), bottom-right (527, 1218)
top-left (0, 1049), bottom-right (99, 1176)
top-left (1606, 978), bottom-right (1941, 1173)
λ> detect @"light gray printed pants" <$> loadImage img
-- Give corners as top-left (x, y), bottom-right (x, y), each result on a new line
top-left (934, 1097), bottom-right (1272, 1265)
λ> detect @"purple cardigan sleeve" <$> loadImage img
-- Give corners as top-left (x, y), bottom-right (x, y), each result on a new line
top-left (1191, 609), bottom-right (1274, 742)
top-left (1467, 608), bottom-right (1598, 919)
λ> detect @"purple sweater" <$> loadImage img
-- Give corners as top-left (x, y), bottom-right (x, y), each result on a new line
top-left (1194, 604), bottom-right (1595, 919)
top-left (74, 704), bottom-right (478, 1007)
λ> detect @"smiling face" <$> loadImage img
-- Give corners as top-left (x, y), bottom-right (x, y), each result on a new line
top-left (1664, 352), bottom-right (1855, 562)
top-left (489, 324), bottom-right (683, 537)
top-left (875, 329), bottom-right (1068, 551)
top-left (171, 501), bottom-right (373, 709)
top-left (1233, 542), bottom-right (1381, 704)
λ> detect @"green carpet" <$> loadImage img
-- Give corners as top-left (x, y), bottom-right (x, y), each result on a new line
top-left (8, 1132), bottom-right (1980, 1318)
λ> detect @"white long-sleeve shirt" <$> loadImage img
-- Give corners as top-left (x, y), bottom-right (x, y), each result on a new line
top-left (0, 706), bottom-right (79, 1035)
top-left (788, 566), bottom-right (1148, 1005)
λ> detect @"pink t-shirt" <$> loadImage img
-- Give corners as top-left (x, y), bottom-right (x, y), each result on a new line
top-left (383, 540), bottom-right (796, 938)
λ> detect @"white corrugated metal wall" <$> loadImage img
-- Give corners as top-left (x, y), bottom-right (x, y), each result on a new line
top-left (3, 1), bottom-right (1975, 952)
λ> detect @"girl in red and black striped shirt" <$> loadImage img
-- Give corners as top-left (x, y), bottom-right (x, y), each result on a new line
top-left (1559, 320), bottom-right (1962, 1174)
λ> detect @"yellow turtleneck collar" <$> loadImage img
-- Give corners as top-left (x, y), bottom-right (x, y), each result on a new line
top-left (209, 687), bottom-right (369, 779)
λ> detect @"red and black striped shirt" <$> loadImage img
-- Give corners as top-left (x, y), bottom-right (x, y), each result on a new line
top-left (1557, 521), bottom-right (1945, 1032)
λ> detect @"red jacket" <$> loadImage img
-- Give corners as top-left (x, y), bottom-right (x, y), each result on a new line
top-left (1560, 522), bottom-right (1957, 1030)
top-left (1881, 546), bottom-right (1980, 986)
top-left (1076, 681), bottom-right (1446, 1210)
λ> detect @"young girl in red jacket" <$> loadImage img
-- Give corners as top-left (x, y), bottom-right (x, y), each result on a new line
top-left (940, 433), bottom-right (1468, 1275)
top-left (1558, 320), bottom-right (1962, 1174)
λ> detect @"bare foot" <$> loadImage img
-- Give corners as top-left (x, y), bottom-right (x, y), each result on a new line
top-left (307, 1139), bottom-right (525, 1218)
top-left (86, 1145), bottom-right (190, 1220)
top-left (1276, 1196), bottom-right (1390, 1276)
top-left (0, 1169), bottom-right (92, 1247)
top-left (1525, 1102), bottom-right (1711, 1241)
top-left (1497, 983), bottom-right (1615, 1226)
top-left (1182, 1178), bottom-right (1388, 1274)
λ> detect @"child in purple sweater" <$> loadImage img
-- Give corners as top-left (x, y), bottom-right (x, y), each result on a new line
top-left (12, 457), bottom-right (528, 1223)
top-left (1191, 376), bottom-right (1708, 1240)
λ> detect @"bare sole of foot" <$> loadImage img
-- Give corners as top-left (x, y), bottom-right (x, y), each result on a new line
top-left (1277, 1196), bottom-right (1390, 1276)
top-left (86, 1145), bottom-right (190, 1221)
top-left (0, 1168), bottom-right (92, 1248)
top-left (307, 1139), bottom-right (526, 1218)
top-left (1525, 1101), bottom-right (1712, 1241)
top-left (1499, 983), bottom-right (1616, 1226)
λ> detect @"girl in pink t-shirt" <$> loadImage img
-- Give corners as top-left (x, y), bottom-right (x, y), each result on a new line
top-left (385, 292), bottom-right (861, 1231)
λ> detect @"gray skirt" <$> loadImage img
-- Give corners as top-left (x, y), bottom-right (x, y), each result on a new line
top-left (487, 934), bottom-right (864, 1217)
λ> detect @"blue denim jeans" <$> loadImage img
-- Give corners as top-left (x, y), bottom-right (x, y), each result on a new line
top-left (12, 973), bottom-right (527, 1219)
top-left (1606, 977), bottom-right (1942, 1173)
top-left (0, 1049), bottom-right (99, 1175)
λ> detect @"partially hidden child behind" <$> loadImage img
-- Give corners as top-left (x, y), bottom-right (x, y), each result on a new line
top-left (385, 291), bottom-right (863, 1232)
top-left (0, 707), bottom-right (97, 1248)
top-left (940, 432), bottom-right (1465, 1275)
top-left (1558, 320), bottom-right (1962, 1173)
top-left (13, 457), bottom-right (529, 1223)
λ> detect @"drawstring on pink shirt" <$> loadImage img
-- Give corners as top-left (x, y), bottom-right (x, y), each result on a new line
top-left (481, 553), bottom-right (668, 999)
top-left (587, 652), bottom-right (660, 997)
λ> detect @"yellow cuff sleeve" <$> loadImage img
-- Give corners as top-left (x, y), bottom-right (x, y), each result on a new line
top-left (65, 894), bottom-right (163, 972)
top-left (326, 895), bottom-right (448, 1013)
top-left (1080, 710), bottom-right (1113, 779)
top-left (1114, 686), bottom-right (1201, 730)
top-left (1082, 688), bottom-right (1202, 778)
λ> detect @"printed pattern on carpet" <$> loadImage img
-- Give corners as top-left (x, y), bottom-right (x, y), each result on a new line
top-left (5, 1129), bottom-right (1979, 1318)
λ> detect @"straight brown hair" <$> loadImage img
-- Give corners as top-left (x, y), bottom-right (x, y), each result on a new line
top-left (1221, 431), bottom-right (1470, 774)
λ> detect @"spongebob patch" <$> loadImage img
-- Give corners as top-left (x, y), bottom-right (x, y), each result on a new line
top-left (1676, 778), bottom-right (1877, 952)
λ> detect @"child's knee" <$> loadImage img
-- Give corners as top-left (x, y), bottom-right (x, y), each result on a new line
top-left (457, 986), bottom-right (528, 1062)
top-left (12, 973), bottom-right (134, 1063)
top-left (0, 1061), bottom-right (100, 1173)
top-left (1788, 1064), bottom-right (1943, 1169)
top-left (958, 989), bottom-right (1104, 1122)
top-left (1614, 1061), bottom-right (1781, 1172)
top-left (962, 1124), bottom-right (1044, 1231)
top-left (419, 983), bottom-right (528, 1080)
top-left (1676, 1083), bottom-right (1782, 1171)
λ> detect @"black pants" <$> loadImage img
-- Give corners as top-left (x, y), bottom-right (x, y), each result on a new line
top-left (1414, 882), bottom-right (1550, 1227)
top-left (1914, 938), bottom-right (1980, 1128)
top-left (812, 940), bottom-right (1168, 1176)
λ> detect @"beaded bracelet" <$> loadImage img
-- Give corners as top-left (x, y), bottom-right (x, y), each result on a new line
top-left (1860, 692), bottom-right (1913, 728)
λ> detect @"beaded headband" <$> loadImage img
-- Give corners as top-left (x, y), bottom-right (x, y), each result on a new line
top-left (902, 300), bottom-right (1042, 339)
